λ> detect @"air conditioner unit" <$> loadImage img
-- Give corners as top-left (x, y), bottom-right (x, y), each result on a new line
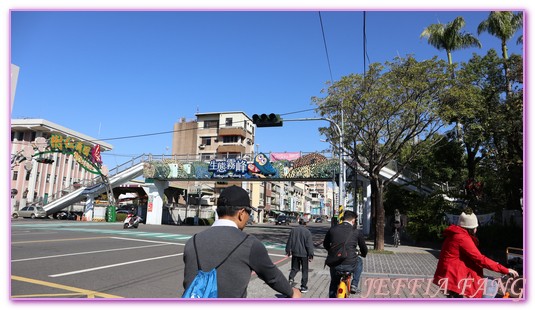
top-left (198, 144), bottom-right (205, 149)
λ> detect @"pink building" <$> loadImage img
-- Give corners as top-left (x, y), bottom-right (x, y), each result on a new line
top-left (10, 119), bottom-right (112, 212)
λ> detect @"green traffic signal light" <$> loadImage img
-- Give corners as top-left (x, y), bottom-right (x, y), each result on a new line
top-left (252, 113), bottom-right (283, 127)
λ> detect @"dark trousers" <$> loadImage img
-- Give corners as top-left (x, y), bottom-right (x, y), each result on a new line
top-left (328, 256), bottom-right (363, 298)
top-left (288, 256), bottom-right (309, 287)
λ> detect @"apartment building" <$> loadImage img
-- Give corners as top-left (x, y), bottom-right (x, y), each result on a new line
top-left (171, 112), bottom-right (260, 218)
top-left (10, 118), bottom-right (112, 212)
top-left (172, 112), bottom-right (256, 161)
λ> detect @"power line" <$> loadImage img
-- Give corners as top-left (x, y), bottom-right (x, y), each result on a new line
top-left (318, 12), bottom-right (334, 84)
top-left (10, 107), bottom-right (327, 144)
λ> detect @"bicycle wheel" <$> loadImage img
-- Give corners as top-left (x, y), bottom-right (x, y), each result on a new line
top-left (394, 230), bottom-right (400, 247)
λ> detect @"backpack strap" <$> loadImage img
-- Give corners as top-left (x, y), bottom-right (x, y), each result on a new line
top-left (215, 235), bottom-right (249, 269)
top-left (192, 234), bottom-right (250, 271)
top-left (192, 234), bottom-right (202, 270)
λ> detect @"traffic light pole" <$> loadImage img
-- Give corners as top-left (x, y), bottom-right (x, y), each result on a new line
top-left (284, 117), bottom-right (345, 222)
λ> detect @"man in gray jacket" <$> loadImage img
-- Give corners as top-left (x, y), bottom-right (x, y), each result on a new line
top-left (285, 221), bottom-right (315, 293)
top-left (182, 185), bottom-right (301, 298)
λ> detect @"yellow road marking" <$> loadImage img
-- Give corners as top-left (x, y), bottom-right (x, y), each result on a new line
top-left (12, 293), bottom-right (89, 298)
top-left (11, 275), bottom-right (123, 298)
top-left (12, 236), bottom-right (110, 244)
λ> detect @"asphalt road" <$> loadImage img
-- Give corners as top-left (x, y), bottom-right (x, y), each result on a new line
top-left (10, 218), bottom-right (330, 299)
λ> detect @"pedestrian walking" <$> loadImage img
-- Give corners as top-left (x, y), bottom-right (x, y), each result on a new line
top-left (323, 210), bottom-right (368, 297)
top-left (182, 185), bottom-right (301, 298)
top-left (433, 208), bottom-right (519, 298)
top-left (285, 221), bottom-right (315, 293)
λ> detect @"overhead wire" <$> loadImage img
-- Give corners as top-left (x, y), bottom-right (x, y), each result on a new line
top-left (318, 12), bottom-right (334, 84)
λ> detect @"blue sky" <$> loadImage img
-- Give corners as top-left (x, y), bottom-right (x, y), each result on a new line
top-left (9, 9), bottom-right (524, 169)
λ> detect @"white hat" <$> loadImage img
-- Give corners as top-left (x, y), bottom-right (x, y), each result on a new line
top-left (458, 212), bottom-right (478, 229)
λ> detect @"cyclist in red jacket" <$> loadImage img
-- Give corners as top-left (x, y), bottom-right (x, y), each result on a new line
top-left (433, 209), bottom-right (519, 298)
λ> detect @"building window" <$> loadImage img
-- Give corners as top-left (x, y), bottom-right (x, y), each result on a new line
top-left (201, 137), bottom-right (212, 146)
top-left (46, 174), bottom-right (50, 183)
top-left (26, 171), bottom-right (31, 181)
top-left (30, 131), bottom-right (37, 141)
top-left (203, 120), bottom-right (219, 129)
top-left (225, 118), bottom-right (233, 127)
top-left (17, 132), bottom-right (24, 141)
top-left (201, 154), bottom-right (214, 161)
top-left (12, 171), bottom-right (18, 181)
top-left (223, 136), bottom-right (239, 143)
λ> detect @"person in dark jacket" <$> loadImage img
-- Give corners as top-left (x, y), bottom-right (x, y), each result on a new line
top-left (433, 209), bottom-right (518, 298)
top-left (323, 210), bottom-right (368, 297)
top-left (182, 186), bottom-right (301, 298)
top-left (285, 222), bottom-right (315, 293)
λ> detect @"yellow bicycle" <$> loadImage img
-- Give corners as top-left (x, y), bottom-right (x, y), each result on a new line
top-left (336, 270), bottom-right (352, 298)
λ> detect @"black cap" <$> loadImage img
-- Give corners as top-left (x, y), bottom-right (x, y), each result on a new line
top-left (217, 185), bottom-right (257, 212)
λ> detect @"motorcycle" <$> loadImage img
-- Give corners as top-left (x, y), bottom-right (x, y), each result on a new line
top-left (123, 213), bottom-right (142, 229)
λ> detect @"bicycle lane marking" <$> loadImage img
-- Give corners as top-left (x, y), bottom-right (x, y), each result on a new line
top-left (11, 275), bottom-right (123, 298)
top-left (251, 254), bottom-right (290, 277)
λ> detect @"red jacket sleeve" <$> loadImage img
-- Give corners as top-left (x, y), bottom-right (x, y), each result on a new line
top-left (459, 235), bottom-right (509, 274)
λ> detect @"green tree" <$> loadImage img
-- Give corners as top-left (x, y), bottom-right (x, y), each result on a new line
top-left (477, 11), bottom-right (523, 210)
top-left (443, 50), bottom-right (523, 210)
top-left (398, 132), bottom-right (464, 190)
top-left (420, 16), bottom-right (481, 76)
top-left (313, 56), bottom-right (450, 250)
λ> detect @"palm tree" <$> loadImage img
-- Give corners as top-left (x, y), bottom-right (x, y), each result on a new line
top-left (478, 11), bottom-right (523, 94)
top-left (420, 16), bottom-right (481, 143)
top-left (420, 16), bottom-right (481, 76)
top-left (477, 11), bottom-right (523, 60)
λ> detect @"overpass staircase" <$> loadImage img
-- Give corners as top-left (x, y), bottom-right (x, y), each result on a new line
top-left (41, 154), bottom-right (149, 215)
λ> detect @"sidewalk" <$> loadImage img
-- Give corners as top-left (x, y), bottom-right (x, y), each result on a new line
top-left (247, 241), bottom-right (448, 299)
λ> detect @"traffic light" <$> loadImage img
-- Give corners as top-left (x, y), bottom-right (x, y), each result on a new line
top-left (252, 113), bottom-right (283, 127)
top-left (35, 157), bottom-right (54, 164)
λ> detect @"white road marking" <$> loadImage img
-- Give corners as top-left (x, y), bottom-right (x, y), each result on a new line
top-left (49, 253), bottom-right (183, 278)
top-left (11, 243), bottom-right (174, 262)
top-left (268, 253), bottom-right (287, 257)
top-left (110, 236), bottom-right (185, 245)
top-left (11, 232), bottom-right (59, 236)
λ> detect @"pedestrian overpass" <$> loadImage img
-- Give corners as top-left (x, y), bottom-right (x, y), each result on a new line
top-left (39, 151), bottom-right (441, 235)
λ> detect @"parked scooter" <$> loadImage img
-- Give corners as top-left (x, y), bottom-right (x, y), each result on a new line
top-left (123, 213), bottom-right (142, 229)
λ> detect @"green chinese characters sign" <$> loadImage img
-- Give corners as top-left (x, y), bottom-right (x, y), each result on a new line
top-left (34, 134), bottom-right (104, 175)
